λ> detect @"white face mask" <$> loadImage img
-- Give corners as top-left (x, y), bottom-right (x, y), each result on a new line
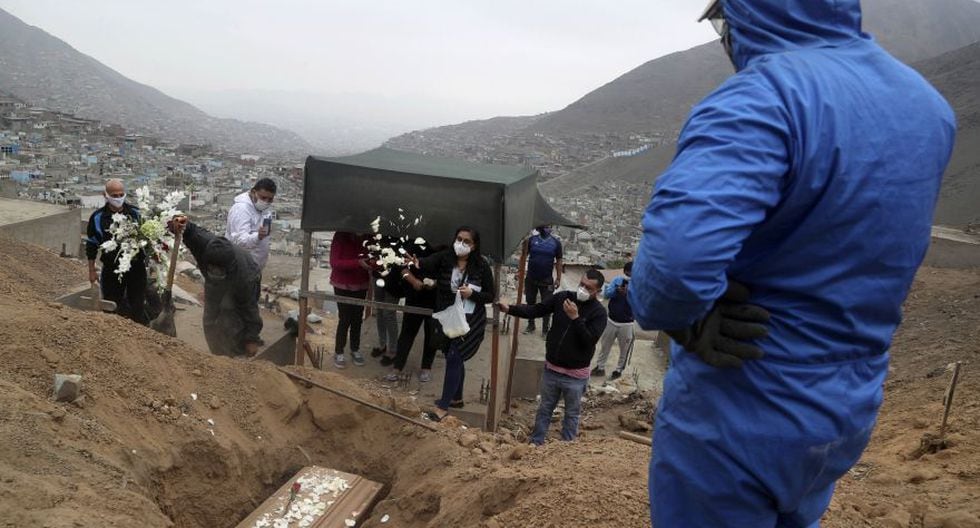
top-left (106, 194), bottom-right (126, 209)
top-left (253, 199), bottom-right (271, 212)
top-left (454, 241), bottom-right (472, 257)
top-left (576, 286), bottom-right (591, 302)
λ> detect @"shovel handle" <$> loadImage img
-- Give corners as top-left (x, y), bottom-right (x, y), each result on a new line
top-left (164, 230), bottom-right (183, 292)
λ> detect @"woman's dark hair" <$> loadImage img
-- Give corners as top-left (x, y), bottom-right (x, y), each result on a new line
top-left (623, 261), bottom-right (633, 275)
top-left (253, 177), bottom-right (277, 194)
top-left (454, 226), bottom-right (484, 273)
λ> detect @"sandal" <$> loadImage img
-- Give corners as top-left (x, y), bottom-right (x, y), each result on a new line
top-left (423, 410), bottom-right (447, 422)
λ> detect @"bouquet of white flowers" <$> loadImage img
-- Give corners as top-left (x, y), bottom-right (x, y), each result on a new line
top-left (100, 186), bottom-right (185, 290)
top-left (363, 209), bottom-right (426, 288)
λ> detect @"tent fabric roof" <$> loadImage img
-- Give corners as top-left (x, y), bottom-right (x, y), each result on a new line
top-left (324, 147), bottom-right (536, 185)
top-left (301, 147), bottom-right (580, 260)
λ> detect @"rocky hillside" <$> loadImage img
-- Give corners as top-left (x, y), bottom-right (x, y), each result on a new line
top-left (532, 0), bottom-right (980, 139)
top-left (389, 0), bottom-right (980, 175)
top-left (916, 41), bottom-right (980, 227)
top-left (0, 8), bottom-right (311, 156)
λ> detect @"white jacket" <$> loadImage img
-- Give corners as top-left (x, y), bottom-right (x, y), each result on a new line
top-left (225, 191), bottom-right (271, 270)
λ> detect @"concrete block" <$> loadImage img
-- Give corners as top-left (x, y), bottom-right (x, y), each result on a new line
top-left (53, 374), bottom-right (82, 402)
top-left (252, 333), bottom-right (296, 366)
top-left (453, 406), bottom-right (488, 430)
top-left (510, 358), bottom-right (545, 399)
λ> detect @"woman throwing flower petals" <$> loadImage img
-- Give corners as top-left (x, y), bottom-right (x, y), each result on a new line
top-left (404, 227), bottom-right (495, 421)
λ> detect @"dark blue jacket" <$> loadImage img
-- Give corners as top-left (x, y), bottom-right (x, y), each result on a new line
top-left (603, 276), bottom-right (634, 324)
top-left (526, 234), bottom-right (562, 282)
top-left (85, 203), bottom-right (142, 266)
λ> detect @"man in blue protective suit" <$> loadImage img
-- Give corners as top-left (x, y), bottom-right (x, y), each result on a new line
top-left (630, 0), bottom-right (956, 526)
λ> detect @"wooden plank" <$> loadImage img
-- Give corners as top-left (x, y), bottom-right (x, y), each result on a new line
top-left (940, 361), bottom-right (963, 440)
top-left (235, 466), bottom-right (383, 528)
top-left (487, 262), bottom-right (503, 432)
top-left (278, 368), bottom-right (439, 432)
top-left (504, 238), bottom-right (529, 413)
top-left (295, 231), bottom-right (313, 366)
top-left (619, 430), bottom-right (652, 446)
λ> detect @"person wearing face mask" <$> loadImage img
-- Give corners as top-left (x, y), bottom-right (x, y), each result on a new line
top-left (498, 269), bottom-right (607, 445)
top-left (631, 0), bottom-right (956, 525)
top-left (85, 178), bottom-right (148, 324)
top-left (171, 215), bottom-right (263, 358)
top-left (406, 227), bottom-right (495, 422)
top-left (523, 225), bottom-right (563, 336)
top-left (226, 177), bottom-right (276, 271)
top-left (592, 261), bottom-right (634, 380)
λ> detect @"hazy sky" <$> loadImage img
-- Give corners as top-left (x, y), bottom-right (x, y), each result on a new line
top-left (0, 0), bottom-right (718, 121)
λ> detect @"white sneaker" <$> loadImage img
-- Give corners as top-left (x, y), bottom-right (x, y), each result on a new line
top-left (418, 370), bottom-right (432, 383)
top-left (351, 351), bottom-right (366, 367)
top-left (333, 354), bottom-right (346, 369)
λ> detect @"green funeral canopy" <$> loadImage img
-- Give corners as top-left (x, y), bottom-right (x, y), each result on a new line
top-left (301, 147), bottom-right (581, 260)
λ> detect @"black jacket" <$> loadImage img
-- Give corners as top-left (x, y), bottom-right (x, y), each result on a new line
top-left (509, 291), bottom-right (607, 369)
top-left (182, 222), bottom-right (263, 355)
top-left (419, 249), bottom-right (495, 312)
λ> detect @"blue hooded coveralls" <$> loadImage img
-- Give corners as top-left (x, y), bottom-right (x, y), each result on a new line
top-left (630, 1), bottom-right (956, 526)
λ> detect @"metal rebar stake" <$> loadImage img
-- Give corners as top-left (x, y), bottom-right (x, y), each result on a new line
top-left (939, 361), bottom-right (963, 441)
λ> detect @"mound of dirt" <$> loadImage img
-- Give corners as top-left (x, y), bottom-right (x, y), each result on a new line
top-left (823, 267), bottom-right (980, 528)
top-left (0, 240), bottom-right (653, 527)
top-left (2, 236), bottom-right (978, 528)
top-left (0, 235), bottom-right (86, 298)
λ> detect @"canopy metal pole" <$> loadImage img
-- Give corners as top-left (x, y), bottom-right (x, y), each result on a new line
top-left (504, 238), bottom-right (529, 414)
top-left (294, 231), bottom-right (312, 366)
top-left (486, 261), bottom-right (503, 431)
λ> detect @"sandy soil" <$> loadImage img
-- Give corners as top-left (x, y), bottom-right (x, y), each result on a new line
top-left (1, 236), bottom-right (978, 527)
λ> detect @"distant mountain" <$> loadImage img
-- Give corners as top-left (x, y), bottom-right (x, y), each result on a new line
top-left (545, 39), bottom-right (980, 228)
top-left (386, 114), bottom-right (549, 164)
top-left (539, 144), bottom-right (674, 198)
top-left (394, 0), bottom-right (980, 156)
top-left (915, 41), bottom-right (980, 227)
top-left (529, 0), bottom-right (980, 139)
top-left (178, 89), bottom-right (490, 156)
top-left (0, 8), bottom-right (311, 156)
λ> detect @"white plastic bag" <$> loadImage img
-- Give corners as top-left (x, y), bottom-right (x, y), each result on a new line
top-left (433, 291), bottom-right (471, 339)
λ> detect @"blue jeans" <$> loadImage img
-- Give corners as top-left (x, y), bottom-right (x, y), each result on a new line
top-left (529, 368), bottom-right (588, 445)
